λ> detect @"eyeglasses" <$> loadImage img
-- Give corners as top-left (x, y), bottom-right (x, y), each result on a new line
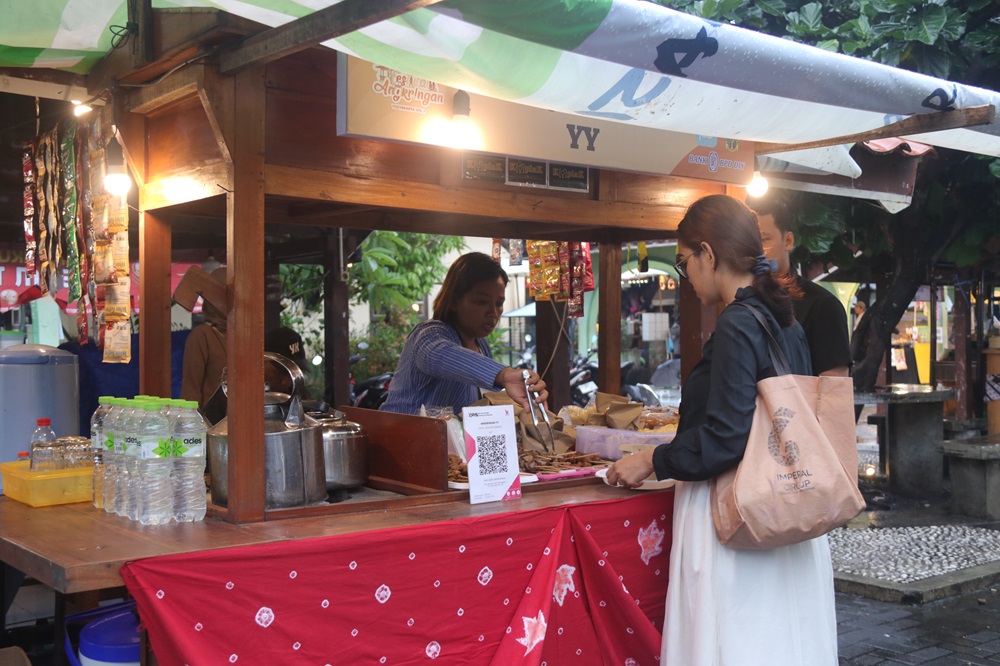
top-left (674, 251), bottom-right (698, 280)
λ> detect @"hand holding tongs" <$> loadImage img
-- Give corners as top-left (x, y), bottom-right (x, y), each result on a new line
top-left (523, 369), bottom-right (555, 453)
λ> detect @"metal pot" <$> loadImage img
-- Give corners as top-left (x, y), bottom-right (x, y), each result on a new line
top-left (208, 359), bottom-right (326, 509)
top-left (313, 411), bottom-right (369, 490)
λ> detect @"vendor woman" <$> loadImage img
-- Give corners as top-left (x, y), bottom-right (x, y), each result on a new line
top-left (381, 252), bottom-right (548, 416)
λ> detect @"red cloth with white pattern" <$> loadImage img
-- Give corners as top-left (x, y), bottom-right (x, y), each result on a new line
top-left (121, 492), bottom-right (673, 665)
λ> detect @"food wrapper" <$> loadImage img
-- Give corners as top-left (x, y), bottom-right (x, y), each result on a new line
top-left (107, 198), bottom-right (128, 234)
top-left (102, 321), bottom-right (131, 363)
top-left (104, 278), bottom-right (131, 322)
top-left (590, 392), bottom-right (643, 430)
top-left (93, 240), bottom-right (117, 285)
top-left (76, 298), bottom-right (89, 345)
top-left (112, 232), bottom-right (129, 280)
top-left (420, 406), bottom-right (466, 462)
top-left (91, 195), bottom-right (110, 240)
top-left (60, 123), bottom-right (82, 303)
top-left (582, 242), bottom-right (595, 292)
top-left (557, 241), bottom-right (571, 301)
top-left (22, 145), bottom-right (36, 276)
top-left (491, 238), bottom-right (502, 263)
top-left (471, 391), bottom-right (574, 453)
top-left (509, 239), bottom-right (523, 266)
top-left (526, 240), bottom-right (541, 293)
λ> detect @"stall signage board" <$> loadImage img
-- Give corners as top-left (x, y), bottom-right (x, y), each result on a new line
top-left (461, 405), bottom-right (521, 505)
top-left (337, 54), bottom-right (753, 185)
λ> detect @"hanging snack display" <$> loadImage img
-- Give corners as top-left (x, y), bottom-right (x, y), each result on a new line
top-left (491, 237), bottom-right (502, 263)
top-left (103, 321), bottom-right (131, 363)
top-left (22, 145), bottom-right (36, 277)
top-left (523, 239), bottom-right (595, 318)
top-left (92, 240), bottom-right (117, 285)
top-left (33, 130), bottom-right (60, 295)
top-left (509, 238), bottom-right (523, 266)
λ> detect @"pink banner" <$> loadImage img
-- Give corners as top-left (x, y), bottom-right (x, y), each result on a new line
top-left (122, 492), bottom-right (674, 665)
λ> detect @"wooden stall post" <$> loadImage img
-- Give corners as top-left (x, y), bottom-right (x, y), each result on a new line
top-left (138, 209), bottom-right (172, 397)
top-left (326, 230), bottom-right (351, 408)
top-left (954, 290), bottom-right (969, 420)
top-left (537, 299), bottom-right (570, 411)
top-left (597, 242), bottom-right (622, 395)
top-left (225, 66), bottom-right (266, 523)
top-left (678, 278), bottom-right (716, 383)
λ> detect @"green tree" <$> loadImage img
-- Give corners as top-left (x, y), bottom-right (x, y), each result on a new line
top-left (660, 0), bottom-right (1000, 391)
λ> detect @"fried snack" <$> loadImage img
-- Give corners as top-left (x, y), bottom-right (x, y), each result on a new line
top-left (447, 454), bottom-right (468, 483)
top-left (518, 449), bottom-right (611, 474)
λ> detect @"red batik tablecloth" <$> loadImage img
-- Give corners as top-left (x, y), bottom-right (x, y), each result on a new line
top-left (121, 491), bottom-right (674, 665)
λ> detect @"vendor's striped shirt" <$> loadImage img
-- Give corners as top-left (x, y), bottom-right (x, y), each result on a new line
top-left (380, 321), bottom-right (505, 416)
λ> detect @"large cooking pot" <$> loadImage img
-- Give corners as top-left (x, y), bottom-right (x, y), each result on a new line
top-left (208, 354), bottom-right (326, 509)
top-left (312, 411), bottom-right (369, 490)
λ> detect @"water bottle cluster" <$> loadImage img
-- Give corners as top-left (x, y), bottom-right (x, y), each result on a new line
top-left (90, 395), bottom-right (208, 526)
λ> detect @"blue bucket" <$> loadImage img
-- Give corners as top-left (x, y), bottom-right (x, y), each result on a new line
top-left (64, 601), bottom-right (140, 666)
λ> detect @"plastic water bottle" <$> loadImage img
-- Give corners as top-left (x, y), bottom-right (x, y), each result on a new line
top-left (29, 418), bottom-right (59, 471)
top-left (172, 400), bottom-right (208, 523)
top-left (117, 400), bottom-right (144, 519)
top-left (136, 401), bottom-right (174, 526)
top-left (90, 397), bottom-right (113, 509)
top-left (102, 399), bottom-right (125, 512)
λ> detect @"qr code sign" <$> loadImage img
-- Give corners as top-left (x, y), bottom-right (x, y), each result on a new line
top-left (476, 434), bottom-right (508, 475)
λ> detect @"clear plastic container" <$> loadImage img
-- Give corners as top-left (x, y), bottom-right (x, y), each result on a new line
top-left (29, 418), bottom-right (60, 472)
top-left (102, 399), bottom-right (126, 513)
top-left (135, 401), bottom-right (174, 526)
top-left (91, 396), bottom-right (113, 509)
top-left (172, 400), bottom-right (207, 523)
top-left (117, 400), bottom-right (144, 519)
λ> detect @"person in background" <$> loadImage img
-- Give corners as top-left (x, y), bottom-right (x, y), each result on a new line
top-left (381, 252), bottom-right (548, 416)
top-left (752, 198), bottom-right (852, 378)
top-left (265, 326), bottom-right (312, 399)
top-left (853, 298), bottom-right (867, 333)
top-left (180, 267), bottom-right (227, 408)
top-left (606, 194), bottom-right (836, 665)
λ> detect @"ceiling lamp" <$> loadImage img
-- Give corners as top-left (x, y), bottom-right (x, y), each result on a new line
top-left (104, 132), bottom-right (131, 196)
top-left (746, 171), bottom-right (769, 198)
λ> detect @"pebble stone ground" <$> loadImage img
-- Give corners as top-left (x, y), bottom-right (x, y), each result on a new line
top-left (833, 410), bottom-right (1000, 664)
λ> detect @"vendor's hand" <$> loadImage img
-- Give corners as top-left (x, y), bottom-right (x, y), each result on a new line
top-left (498, 368), bottom-right (548, 412)
top-left (605, 449), bottom-right (656, 489)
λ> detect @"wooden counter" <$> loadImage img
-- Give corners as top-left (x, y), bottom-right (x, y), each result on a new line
top-left (0, 482), bottom-right (639, 595)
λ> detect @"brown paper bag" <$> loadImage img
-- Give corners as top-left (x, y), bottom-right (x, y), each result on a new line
top-left (473, 391), bottom-right (573, 453)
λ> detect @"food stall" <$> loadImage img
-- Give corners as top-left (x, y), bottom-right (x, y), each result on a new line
top-left (1, 1), bottom-right (999, 663)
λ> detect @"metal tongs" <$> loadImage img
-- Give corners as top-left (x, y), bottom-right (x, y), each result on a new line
top-left (523, 369), bottom-right (555, 453)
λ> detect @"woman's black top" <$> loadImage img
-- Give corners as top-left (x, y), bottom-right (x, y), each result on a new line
top-left (652, 287), bottom-right (811, 482)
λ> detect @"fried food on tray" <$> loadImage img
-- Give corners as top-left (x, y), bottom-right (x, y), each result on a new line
top-left (447, 454), bottom-right (468, 483)
top-left (518, 449), bottom-right (610, 474)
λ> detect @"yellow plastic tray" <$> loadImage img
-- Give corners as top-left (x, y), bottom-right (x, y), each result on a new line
top-left (0, 461), bottom-right (92, 507)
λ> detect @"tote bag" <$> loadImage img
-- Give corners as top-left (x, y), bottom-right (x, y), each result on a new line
top-left (710, 304), bottom-right (865, 550)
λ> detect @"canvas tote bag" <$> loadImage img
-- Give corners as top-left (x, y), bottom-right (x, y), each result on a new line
top-left (710, 304), bottom-right (865, 549)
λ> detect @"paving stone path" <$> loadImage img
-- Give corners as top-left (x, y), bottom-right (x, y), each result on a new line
top-left (837, 589), bottom-right (1000, 665)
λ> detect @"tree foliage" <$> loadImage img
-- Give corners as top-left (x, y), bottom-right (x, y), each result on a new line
top-left (659, 0), bottom-right (1000, 391)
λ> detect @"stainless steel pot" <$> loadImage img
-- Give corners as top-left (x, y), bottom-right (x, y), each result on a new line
top-left (208, 357), bottom-right (326, 509)
top-left (313, 411), bottom-right (369, 490)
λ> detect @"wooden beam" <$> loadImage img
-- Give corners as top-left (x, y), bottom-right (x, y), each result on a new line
top-left (131, 0), bottom-right (154, 66)
top-left (597, 242), bottom-right (622, 395)
top-left (755, 105), bottom-right (995, 155)
top-left (140, 162), bottom-right (233, 210)
top-left (198, 67), bottom-right (235, 163)
top-left (225, 66), bottom-right (267, 524)
top-left (124, 63), bottom-right (204, 114)
top-left (264, 164), bottom-right (688, 233)
top-left (0, 72), bottom-right (95, 103)
top-left (139, 209), bottom-right (172, 397)
top-left (219, 0), bottom-right (445, 75)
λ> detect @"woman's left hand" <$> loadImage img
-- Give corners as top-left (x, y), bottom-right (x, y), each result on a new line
top-left (605, 449), bottom-right (656, 489)
top-left (498, 368), bottom-right (548, 412)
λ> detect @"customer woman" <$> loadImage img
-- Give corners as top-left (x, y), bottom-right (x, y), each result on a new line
top-left (605, 195), bottom-right (837, 665)
top-left (380, 251), bottom-right (548, 416)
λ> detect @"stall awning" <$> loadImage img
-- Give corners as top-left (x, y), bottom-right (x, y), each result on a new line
top-left (6, 1), bottom-right (998, 175)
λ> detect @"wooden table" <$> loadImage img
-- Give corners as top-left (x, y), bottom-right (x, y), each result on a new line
top-left (0, 481), bottom-right (641, 663)
top-left (855, 387), bottom-right (955, 497)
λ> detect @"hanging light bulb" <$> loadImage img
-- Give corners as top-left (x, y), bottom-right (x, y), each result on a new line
top-left (449, 90), bottom-right (480, 149)
top-left (746, 171), bottom-right (769, 198)
top-left (71, 100), bottom-right (92, 117)
top-left (104, 132), bottom-right (131, 196)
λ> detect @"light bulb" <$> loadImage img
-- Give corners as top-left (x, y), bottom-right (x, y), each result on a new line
top-left (104, 167), bottom-right (131, 196)
top-left (746, 171), bottom-right (769, 198)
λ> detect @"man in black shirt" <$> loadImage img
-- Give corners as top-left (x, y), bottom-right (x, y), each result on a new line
top-left (753, 200), bottom-right (852, 377)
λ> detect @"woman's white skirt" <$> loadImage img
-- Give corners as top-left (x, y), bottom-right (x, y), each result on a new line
top-left (661, 480), bottom-right (838, 666)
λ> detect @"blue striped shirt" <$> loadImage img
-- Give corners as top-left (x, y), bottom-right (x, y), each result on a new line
top-left (380, 321), bottom-right (506, 416)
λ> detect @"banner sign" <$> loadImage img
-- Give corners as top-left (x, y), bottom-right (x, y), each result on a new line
top-left (337, 54), bottom-right (753, 185)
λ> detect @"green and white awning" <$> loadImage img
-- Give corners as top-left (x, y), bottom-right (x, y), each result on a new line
top-left (4, 0), bottom-right (1000, 169)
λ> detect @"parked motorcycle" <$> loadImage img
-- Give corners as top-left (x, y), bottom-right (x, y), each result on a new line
top-left (569, 348), bottom-right (599, 407)
top-left (352, 370), bottom-right (393, 410)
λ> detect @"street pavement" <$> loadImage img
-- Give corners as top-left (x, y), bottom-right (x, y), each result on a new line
top-left (837, 589), bottom-right (1000, 665)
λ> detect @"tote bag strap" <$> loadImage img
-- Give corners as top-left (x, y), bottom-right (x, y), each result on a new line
top-left (736, 302), bottom-right (791, 377)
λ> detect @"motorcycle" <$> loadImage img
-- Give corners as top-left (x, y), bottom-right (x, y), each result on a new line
top-left (569, 348), bottom-right (599, 407)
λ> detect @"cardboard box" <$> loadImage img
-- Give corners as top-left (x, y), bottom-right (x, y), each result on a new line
top-left (0, 461), bottom-right (92, 507)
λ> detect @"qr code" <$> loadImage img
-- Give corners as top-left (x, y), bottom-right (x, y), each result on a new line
top-left (477, 434), bottom-right (508, 475)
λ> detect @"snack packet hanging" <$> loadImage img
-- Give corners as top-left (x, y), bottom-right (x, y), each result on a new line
top-left (93, 240), bottom-right (117, 285)
top-left (104, 278), bottom-right (131, 322)
top-left (102, 321), bottom-right (131, 363)
top-left (491, 238), bottom-right (502, 263)
top-left (22, 145), bottom-right (36, 276)
top-left (509, 238), bottom-right (524, 266)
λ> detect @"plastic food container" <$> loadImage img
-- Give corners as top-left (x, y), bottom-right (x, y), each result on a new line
top-left (0, 460), bottom-right (92, 507)
top-left (575, 426), bottom-right (675, 461)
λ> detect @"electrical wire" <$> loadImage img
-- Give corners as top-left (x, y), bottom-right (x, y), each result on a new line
top-left (537, 298), bottom-right (572, 381)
